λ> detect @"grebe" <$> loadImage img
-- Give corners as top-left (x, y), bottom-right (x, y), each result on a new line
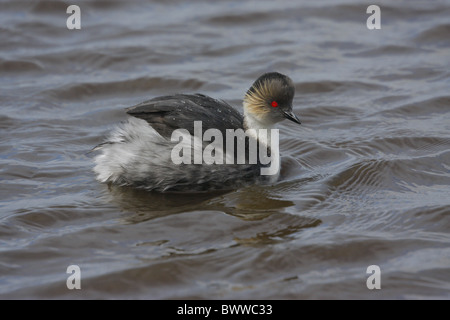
top-left (93, 72), bottom-right (301, 192)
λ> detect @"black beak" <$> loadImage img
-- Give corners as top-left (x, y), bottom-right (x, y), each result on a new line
top-left (283, 110), bottom-right (301, 125)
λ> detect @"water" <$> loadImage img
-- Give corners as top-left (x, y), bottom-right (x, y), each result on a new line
top-left (1, 0), bottom-right (449, 299)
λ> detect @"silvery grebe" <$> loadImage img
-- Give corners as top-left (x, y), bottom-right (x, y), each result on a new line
top-left (93, 72), bottom-right (301, 192)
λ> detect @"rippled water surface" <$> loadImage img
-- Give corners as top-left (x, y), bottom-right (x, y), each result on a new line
top-left (1, 0), bottom-right (450, 299)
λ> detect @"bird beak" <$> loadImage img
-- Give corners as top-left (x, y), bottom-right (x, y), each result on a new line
top-left (283, 110), bottom-right (301, 125)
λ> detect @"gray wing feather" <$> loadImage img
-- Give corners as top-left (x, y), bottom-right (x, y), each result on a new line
top-left (126, 94), bottom-right (244, 139)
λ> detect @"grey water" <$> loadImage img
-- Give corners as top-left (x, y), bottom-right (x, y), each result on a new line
top-left (0, 0), bottom-right (449, 299)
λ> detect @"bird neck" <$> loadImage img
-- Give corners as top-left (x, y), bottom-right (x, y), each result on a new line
top-left (243, 109), bottom-right (276, 148)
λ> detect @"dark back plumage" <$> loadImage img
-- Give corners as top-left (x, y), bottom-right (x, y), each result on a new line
top-left (126, 94), bottom-right (244, 139)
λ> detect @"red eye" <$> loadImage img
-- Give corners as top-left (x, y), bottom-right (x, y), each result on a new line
top-left (271, 101), bottom-right (278, 107)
